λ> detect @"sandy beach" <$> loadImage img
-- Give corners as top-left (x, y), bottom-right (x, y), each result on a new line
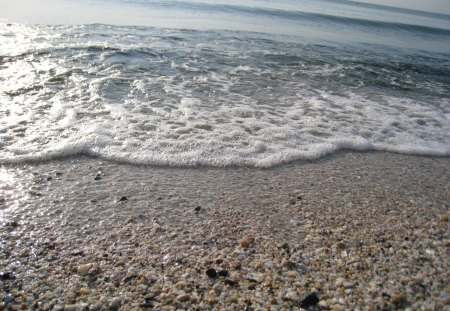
top-left (0, 151), bottom-right (449, 310)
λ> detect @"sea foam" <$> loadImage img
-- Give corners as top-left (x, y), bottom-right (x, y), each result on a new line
top-left (0, 24), bottom-right (449, 167)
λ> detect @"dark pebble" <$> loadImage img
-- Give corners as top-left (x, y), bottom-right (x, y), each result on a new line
top-left (224, 279), bottom-right (238, 286)
top-left (300, 293), bottom-right (319, 309)
top-left (283, 260), bottom-right (297, 270)
top-left (47, 176), bottom-right (53, 181)
top-left (289, 198), bottom-right (296, 204)
top-left (0, 272), bottom-right (15, 281)
top-left (6, 221), bottom-right (18, 228)
top-left (194, 206), bottom-right (201, 212)
top-left (94, 175), bottom-right (102, 180)
top-left (119, 196), bottom-right (128, 202)
top-left (205, 268), bottom-right (217, 278)
top-left (218, 270), bottom-right (229, 277)
top-left (70, 251), bottom-right (84, 256)
top-left (4, 294), bottom-right (15, 305)
top-left (140, 302), bottom-right (154, 309)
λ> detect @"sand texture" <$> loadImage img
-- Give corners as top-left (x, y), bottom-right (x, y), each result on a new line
top-left (0, 152), bottom-right (449, 310)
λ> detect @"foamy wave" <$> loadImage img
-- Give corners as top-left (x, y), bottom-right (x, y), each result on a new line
top-left (1, 25), bottom-right (449, 167)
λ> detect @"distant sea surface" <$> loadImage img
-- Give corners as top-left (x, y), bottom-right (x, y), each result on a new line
top-left (1, 0), bottom-right (449, 167)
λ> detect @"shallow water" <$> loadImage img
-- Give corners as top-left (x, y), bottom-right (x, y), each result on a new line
top-left (0, 0), bottom-right (449, 167)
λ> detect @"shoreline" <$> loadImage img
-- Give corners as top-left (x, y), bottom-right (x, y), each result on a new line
top-left (1, 151), bottom-right (449, 310)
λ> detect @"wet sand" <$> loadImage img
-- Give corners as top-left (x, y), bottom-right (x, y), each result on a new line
top-left (0, 151), bottom-right (449, 310)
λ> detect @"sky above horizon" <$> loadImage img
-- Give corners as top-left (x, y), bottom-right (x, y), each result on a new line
top-left (354, 0), bottom-right (450, 15)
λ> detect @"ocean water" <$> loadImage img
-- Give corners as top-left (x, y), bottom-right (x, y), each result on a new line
top-left (0, 0), bottom-right (449, 167)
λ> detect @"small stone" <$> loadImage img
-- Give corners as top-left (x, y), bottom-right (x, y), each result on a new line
top-left (139, 302), bottom-right (154, 309)
top-left (194, 206), bottom-right (201, 212)
top-left (119, 196), bottom-right (127, 202)
top-left (441, 215), bottom-right (449, 222)
top-left (4, 295), bottom-right (14, 305)
top-left (64, 305), bottom-right (81, 311)
top-left (125, 218), bottom-right (136, 224)
top-left (175, 294), bottom-right (190, 302)
top-left (6, 221), bottom-right (18, 228)
top-left (47, 176), bottom-right (53, 181)
top-left (206, 268), bottom-right (217, 278)
top-left (109, 297), bottom-right (122, 311)
top-left (392, 293), bottom-right (407, 307)
top-left (282, 260), bottom-right (297, 270)
top-left (224, 279), bottom-right (238, 286)
top-left (218, 270), bottom-right (229, 277)
top-left (77, 263), bottom-right (93, 276)
top-left (240, 236), bottom-right (255, 249)
top-left (79, 288), bottom-right (91, 295)
top-left (0, 272), bottom-right (15, 281)
top-left (283, 291), bottom-right (298, 301)
top-left (94, 175), bottom-right (101, 181)
top-left (300, 293), bottom-right (320, 309)
top-left (280, 242), bottom-right (290, 251)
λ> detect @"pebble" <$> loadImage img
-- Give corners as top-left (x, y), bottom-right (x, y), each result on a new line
top-left (108, 297), bottom-right (122, 310)
top-left (3, 295), bottom-right (14, 305)
top-left (205, 268), bottom-right (217, 278)
top-left (218, 270), bottom-right (229, 277)
top-left (175, 294), bottom-right (190, 302)
top-left (64, 305), bottom-right (81, 311)
top-left (224, 279), bottom-right (238, 286)
top-left (77, 263), bottom-right (93, 276)
top-left (240, 236), bottom-right (255, 249)
top-left (118, 196), bottom-right (128, 202)
top-left (300, 293), bottom-right (320, 309)
top-left (0, 272), bottom-right (15, 281)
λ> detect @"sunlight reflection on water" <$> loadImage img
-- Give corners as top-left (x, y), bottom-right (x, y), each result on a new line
top-left (0, 168), bottom-right (25, 223)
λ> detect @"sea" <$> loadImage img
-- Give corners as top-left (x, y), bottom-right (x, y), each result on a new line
top-left (1, 0), bottom-right (449, 167)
